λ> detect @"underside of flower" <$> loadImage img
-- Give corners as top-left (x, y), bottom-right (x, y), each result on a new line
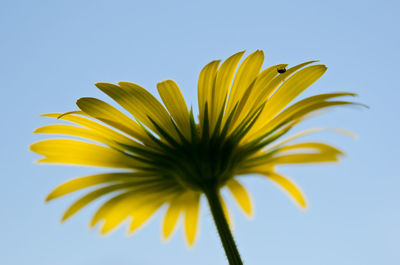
top-left (31, 50), bottom-right (361, 250)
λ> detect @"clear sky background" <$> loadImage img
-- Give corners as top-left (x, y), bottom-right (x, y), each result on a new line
top-left (1, 0), bottom-right (399, 264)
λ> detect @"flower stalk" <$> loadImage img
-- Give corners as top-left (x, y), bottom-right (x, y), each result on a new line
top-left (205, 186), bottom-right (243, 265)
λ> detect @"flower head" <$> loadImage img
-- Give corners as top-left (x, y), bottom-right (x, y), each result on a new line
top-left (31, 50), bottom-right (358, 247)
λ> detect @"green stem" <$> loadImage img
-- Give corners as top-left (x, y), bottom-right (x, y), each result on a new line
top-left (205, 186), bottom-right (243, 265)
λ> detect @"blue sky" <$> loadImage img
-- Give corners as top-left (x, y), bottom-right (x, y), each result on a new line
top-left (1, 0), bottom-right (399, 264)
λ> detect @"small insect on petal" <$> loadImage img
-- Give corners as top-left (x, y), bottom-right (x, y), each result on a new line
top-left (277, 67), bottom-right (286, 74)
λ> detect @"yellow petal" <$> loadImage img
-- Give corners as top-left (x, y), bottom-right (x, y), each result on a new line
top-left (92, 189), bottom-right (171, 234)
top-left (252, 64), bottom-right (288, 96)
top-left (97, 82), bottom-right (179, 141)
top-left (157, 80), bottom-right (191, 140)
top-left (278, 142), bottom-right (343, 156)
top-left (263, 93), bottom-right (357, 131)
top-left (183, 191), bottom-right (201, 247)
top-left (162, 194), bottom-right (185, 240)
top-left (237, 63), bottom-right (287, 123)
top-left (34, 124), bottom-right (123, 149)
top-left (252, 168), bottom-right (307, 208)
top-left (226, 179), bottom-right (253, 217)
top-left (248, 61), bottom-right (319, 136)
top-left (128, 200), bottom-right (163, 235)
top-left (225, 50), bottom-right (264, 121)
top-left (91, 191), bottom-right (134, 228)
top-left (268, 153), bottom-right (340, 164)
top-left (252, 141), bottom-right (342, 166)
top-left (260, 61), bottom-right (318, 100)
top-left (75, 97), bottom-right (148, 142)
top-left (198, 60), bottom-right (220, 131)
top-left (211, 51), bottom-right (244, 129)
top-left (267, 172), bottom-right (307, 208)
top-left (30, 139), bottom-right (140, 168)
top-left (40, 113), bottom-right (148, 146)
top-left (45, 172), bottom-right (156, 201)
top-left (265, 128), bottom-right (326, 151)
top-left (61, 184), bottom-right (128, 221)
top-left (99, 193), bottom-right (151, 235)
top-left (100, 207), bottom-right (131, 235)
top-left (261, 64), bottom-right (327, 122)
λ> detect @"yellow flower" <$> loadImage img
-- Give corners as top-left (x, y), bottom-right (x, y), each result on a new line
top-left (31, 50), bottom-right (359, 263)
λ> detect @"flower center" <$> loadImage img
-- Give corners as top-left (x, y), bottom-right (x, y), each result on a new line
top-left (160, 135), bottom-right (242, 191)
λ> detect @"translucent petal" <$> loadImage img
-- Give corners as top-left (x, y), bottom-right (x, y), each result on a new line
top-left (225, 50), bottom-right (264, 120)
top-left (226, 179), bottom-right (253, 217)
top-left (183, 191), bottom-right (201, 246)
top-left (75, 97), bottom-right (148, 142)
top-left (41, 113), bottom-right (148, 146)
top-left (91, 191), bottom-right (135, 228)
top-left (248, 61), bottom-right (319, 136)
top-left (46, 172), bottom-right (157, 201)
top-left (211, 51), bottom-right (244, 129)
top-left (267, 172), bottom-right (307, 208)
top-left (91, 188), bottom-right (174, 232)
top-left (268, 153), bottom-right (340, 164)
top-left (34, 124), bottom-right (123, 149)
top-left (98, 82), bottom-right (179, 141)
top-left (277, 142), bottom-right (343, 156)
top-left (237, 63), bottom-right (287, 124)
top-left (31, 139), bottom-right (141, 168)
top-left (162, 194), bottom-right (185, 240)
top-left (253, 141), bottom-right (342, 166)
top-left (61, 184), bottom-right (128, 221)
top-left (198, 60), bottom-right (220, 131)
top-left (157, 80), bottom-right (191, 140)
top-left (128, 200), bottom-right (164, 235)
top-left (263, 93), bottom-right (357, 131)
top-left (261, 65), bottom-right (327, 122)
top-left (98, 193), bottom-right (164, 235)
top-left (252, 168), bottom-right (307, 208)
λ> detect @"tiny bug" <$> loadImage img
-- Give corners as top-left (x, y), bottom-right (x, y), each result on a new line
top-left (277, 67), bottom-right (286, 74)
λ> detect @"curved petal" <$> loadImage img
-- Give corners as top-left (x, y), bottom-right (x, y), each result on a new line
top-left (236, 63), bottom-right (287, 124)
top-left (183, 191), bottom-right (201, 247)
top-left (268, 153), bottom-right (340, 164)
top-left (252, 168), bottom-right (307, 208)
top-left (30, 139), bottom-right (142, 168)
top-left (40, 113), bottom-right (148, 147)
top-left (46, 172), bottom-right (157, 201)
top-left (225, 50), bottom-right (264, 119)
top-left (226, 179), bottom-right (253, 217)
top-left (263, 93), bottom-right (357, 131)
top-left (127, 200), bottom-right (164, 235)
top-left (157, 80), bottom-right (191, 140)
top-left (34, 124), bottom-right (124, 149)
top-left (97, 82), bottom-right (179, 141)
top-left (61, 184), bottom-right (129, 221)
top-left (211, 51), bottom-right (244, 129)
top-left (248, 61), bottom-right (320, 136)
top-left (98, 192), bottom-right (164, 235)
top-left (267, 172), bottom-right (307, 208)
top-left (277, 142), bottom-right (343, 156)
top-left (198, 60), bottom-right (220, 131)
top-left (91, 187), bottom-right (175, 233)
top-left (261, 64), bottom-right (327, 122)
top-left (265, 127), bottom-right (356, 151)
top-left (162, 194), bottom-right (185, 240)
top-left (75, 97), bottom-right (149, 142)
